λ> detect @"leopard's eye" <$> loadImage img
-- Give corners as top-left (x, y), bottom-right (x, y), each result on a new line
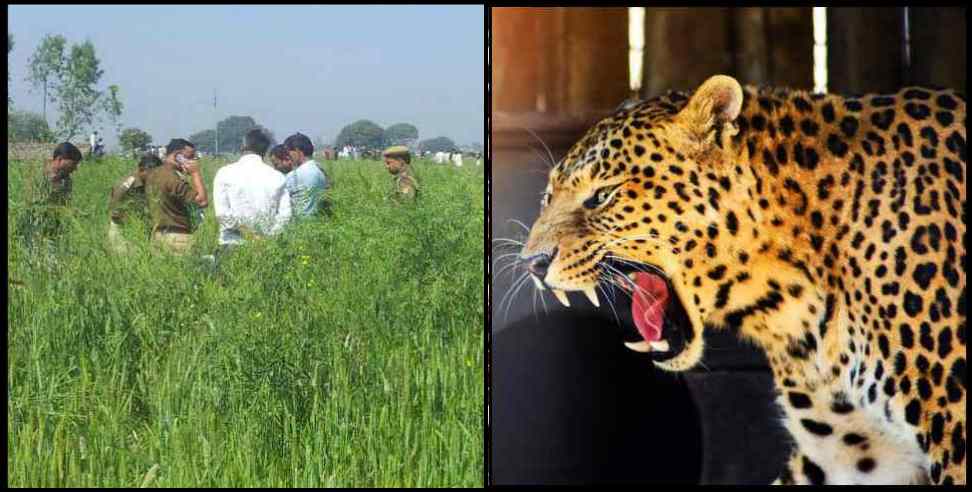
top-left (540, 190), bottom-right (551, 208)
top-left (583, 185), bottom-right (619, 210)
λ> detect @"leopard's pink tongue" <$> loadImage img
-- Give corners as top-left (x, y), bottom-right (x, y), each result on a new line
top-left (632, 272), bottom-right (670, 342)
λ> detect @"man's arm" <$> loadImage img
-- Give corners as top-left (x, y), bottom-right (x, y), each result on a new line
top-left (400, 176), bottom-right (417, 199)
top-left (108, 182), bottom-right (128, 223)
top-left (270, 184), bottom-right (292, 235)
top-left (182, 160), bottom-right (208, 207)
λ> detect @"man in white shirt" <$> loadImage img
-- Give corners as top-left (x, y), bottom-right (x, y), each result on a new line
top-left (213, 129), bottom-right (292, 249)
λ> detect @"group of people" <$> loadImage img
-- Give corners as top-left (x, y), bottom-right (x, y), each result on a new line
top-left (16, 129), bottom-right (421, 262)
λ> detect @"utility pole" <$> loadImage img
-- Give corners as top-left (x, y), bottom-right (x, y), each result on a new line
top-left (214, 89), bottom-right (219, 155)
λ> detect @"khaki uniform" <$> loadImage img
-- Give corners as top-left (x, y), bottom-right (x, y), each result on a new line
top-left (151, 229), bottom-right (193, 255)
top-left (109, 173), bottom-right (149, 224)
top-left (15, 171), bottom-right (73, 248)
top-left (391, 171), bottom-right (419, 201)
top-left (382, 145), bottom-right (418, 202)
top-left (107, 172), bottom-right (150, 254)
top-left (145, 166), bottom-right (199, 255)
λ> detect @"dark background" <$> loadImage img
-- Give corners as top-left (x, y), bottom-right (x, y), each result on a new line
top-left (490, 7), bottom-right (965, 485)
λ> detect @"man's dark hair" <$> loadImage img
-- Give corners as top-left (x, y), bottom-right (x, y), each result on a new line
top-left (139, 153), bottom-right (163, 169)
top-left (166, 138), bottom-right (195, 156)
top-left (283, 132), bottom-right (314, 158)
top-left (270, 144), bottom-right (290, 161)
top-left (242, 129), bottom-right (271, 156)
top-left (53, 142), bottom-right (83, 162)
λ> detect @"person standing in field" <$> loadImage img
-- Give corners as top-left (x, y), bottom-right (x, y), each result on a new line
top-left (213, 129), bottom-right (292, 251)
top-left (14, 142), bottom-right (84, 255)
top-left (89, 131), bottom-right (97, 159)
top-left (107, 153), bottom-right (162, 254)
top-left (282, 132), bottom-right (329, 218)
top-left (383, 145), bottom-right (419, 202)
top-left (145, 138), bottom-right (208, 256)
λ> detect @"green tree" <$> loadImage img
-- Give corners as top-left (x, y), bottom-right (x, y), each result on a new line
top-left (189, 129), bottom-right (216, 154)
top-left (54, 40), bottom-right (105, 141)
top-left (102, 84), bottom-right (124, 139)
top-left (384, 123), bottom-right (419, 147)
top-left (119, 127), bottom-right (152, 157)
top-left (334, 120), bottom-right (384, 151)
top-left (223, 115), bottom-right (266, 153)
top-left (25, 34), bottom-right (66, 124)
top-left (217, 115), bottom-right (258, 153)
top-left (190, 116), bottom-right (274, 155)
top-left (8, 110), bottom-right (54, 142)
top-left (418, 136), bottom-right (458, 154)
top-left (26, 36), bottom-right (124, 141)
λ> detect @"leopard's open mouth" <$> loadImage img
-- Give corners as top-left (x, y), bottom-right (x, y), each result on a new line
top-left (596, 258), bottom-right (690, 362)
top-left (532, 257), bottom-right (690, 361)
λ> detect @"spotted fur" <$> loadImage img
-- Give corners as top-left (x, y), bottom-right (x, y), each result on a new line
top-left (520, 75), bottom-right (966, 484)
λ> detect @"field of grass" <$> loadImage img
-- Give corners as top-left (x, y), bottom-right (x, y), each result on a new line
top-left (7, 155), bottom-right (484, 487)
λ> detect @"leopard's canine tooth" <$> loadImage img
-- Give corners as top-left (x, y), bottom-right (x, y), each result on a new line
top-left (583, 287), bottom-right (600, 307)
top-left (531, 275), bottom-right (546, 291)
top-left (553, 289), bottom-right (571, 307)
top-left (624, 341), bottom-right (652, 352)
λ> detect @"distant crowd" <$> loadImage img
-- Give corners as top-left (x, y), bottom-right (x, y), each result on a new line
top-left (336, 144), bottom-right (481, 167)
top-left (15, 130), bottom-right (421, 261)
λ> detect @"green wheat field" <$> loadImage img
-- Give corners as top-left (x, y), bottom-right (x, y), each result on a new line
top-left (7, 155), bottom-right (484, 487)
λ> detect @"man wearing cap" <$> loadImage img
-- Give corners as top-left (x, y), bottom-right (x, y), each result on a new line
top-left (383, 145), bottom-right (419, 202)
top-left (107, 153), bottom-right (162, 254)
top-left (145, 138), bottom-right (209, 255)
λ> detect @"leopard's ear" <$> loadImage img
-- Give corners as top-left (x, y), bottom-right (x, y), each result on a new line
top-left (675, 75), bottom-right (743, 142)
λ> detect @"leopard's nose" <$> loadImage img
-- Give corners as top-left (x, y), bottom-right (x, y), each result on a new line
top-left (525, 247), bottom-right (558, 280)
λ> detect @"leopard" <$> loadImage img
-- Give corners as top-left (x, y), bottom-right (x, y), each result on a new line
top-left (516, 74), bottom-right (966, 484)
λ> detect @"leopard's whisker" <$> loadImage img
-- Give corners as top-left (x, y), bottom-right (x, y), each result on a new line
top-left (492, 252), bottom-right (524, 268)
top-left (517, 125), bottom-right (559, 170)
top-left (507, 218), bottom-right (532, 234)
top-left (597, 272), bottom-right (623, 328)
top-left (500, 271), bottom-right (533, 323)
top-left (495, 258), bottom-right (525, 281)
top-left (492, 237), bottom-right (526, 246)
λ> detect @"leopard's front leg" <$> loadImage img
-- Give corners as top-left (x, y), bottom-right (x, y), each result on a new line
top-left (920, 388), bottom-right (966, 485)
top-left (773, 449), bottom-right (828, 485)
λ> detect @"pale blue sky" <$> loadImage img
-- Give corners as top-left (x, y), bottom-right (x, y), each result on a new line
top-left (8, 5), bottom-right (484, 150)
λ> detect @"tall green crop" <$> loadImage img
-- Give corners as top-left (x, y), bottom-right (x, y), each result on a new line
top-left (7, 156), bottom-right (484, 487)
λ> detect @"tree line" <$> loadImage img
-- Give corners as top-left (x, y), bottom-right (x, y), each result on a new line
top-left (331, 120), bottom-right (464, 154)
top-left (118, 118), bottom-right (470, 158)
top-left (8, 33), bottom-right (478, 157)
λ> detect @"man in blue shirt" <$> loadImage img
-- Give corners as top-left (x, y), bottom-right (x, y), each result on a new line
top-left (282, 133), bottom-right (329, 218)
